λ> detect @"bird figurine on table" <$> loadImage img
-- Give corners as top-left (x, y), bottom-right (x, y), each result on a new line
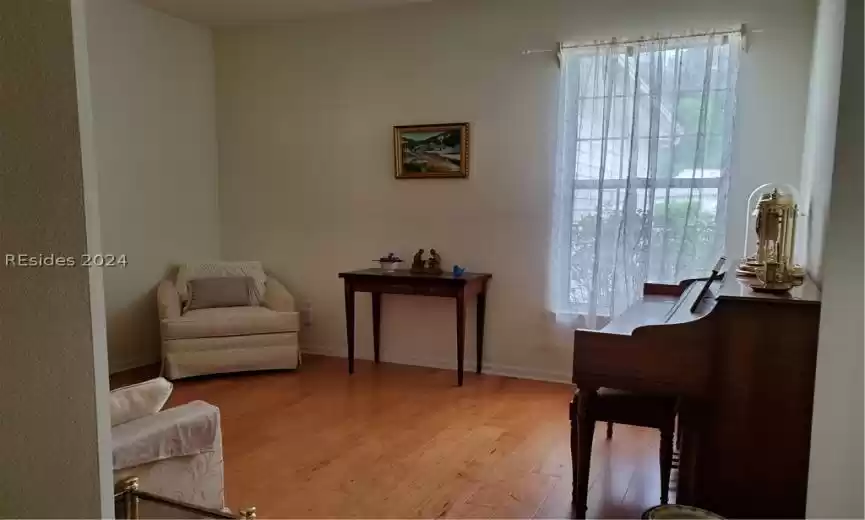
top-left (452, 265), bottom-right (466, 277)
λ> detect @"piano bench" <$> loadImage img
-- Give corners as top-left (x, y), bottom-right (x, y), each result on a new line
top-left (570, 388), bottom-right (678, 517)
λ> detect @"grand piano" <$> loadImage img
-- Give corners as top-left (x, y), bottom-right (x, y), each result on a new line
top-left (573, 274), bottom-right (821, 518)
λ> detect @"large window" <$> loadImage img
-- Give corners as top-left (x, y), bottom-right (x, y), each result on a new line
top-left (549, 33), bottom-right (740, 326)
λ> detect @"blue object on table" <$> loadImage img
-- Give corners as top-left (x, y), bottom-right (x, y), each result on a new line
top-left (452, 265), bottom-right (466, 277)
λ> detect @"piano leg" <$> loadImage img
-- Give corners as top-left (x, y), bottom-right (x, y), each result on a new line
top-left (570, 392), bottom-right (595, 519)
top-left (660, 427), bottom-right (674, 504)
top-left (676, 399), bottom-right (702, 506)
top-left (570, 414), bottom-right (579, 505)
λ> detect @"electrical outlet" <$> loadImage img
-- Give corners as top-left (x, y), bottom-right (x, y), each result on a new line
top-left (301, 302), bottom-right (313, 326)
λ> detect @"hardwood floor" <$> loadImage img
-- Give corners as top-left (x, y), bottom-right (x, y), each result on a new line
top-left (122, 356), bottom-right (665, 518)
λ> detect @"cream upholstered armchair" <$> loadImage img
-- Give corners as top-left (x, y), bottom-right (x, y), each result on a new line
top-left (158, 261), bottom-right (300, 379)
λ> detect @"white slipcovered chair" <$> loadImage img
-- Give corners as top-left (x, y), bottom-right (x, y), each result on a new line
top-left (158, 261), bottom-right (301, 379)
top-left (111, 379), bottom-right (225, 509)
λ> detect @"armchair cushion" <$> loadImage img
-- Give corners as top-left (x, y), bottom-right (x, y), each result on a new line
top-left (110, 377), bottom-right (173, 427)
top-left (162, 306), bottom-right (300, 340)
top-left (176, 261), bottom-right (266, 303)
top-left (185, 276), bottom-right (259, 311)
top-left (112, 400), bottom-right (219, 471)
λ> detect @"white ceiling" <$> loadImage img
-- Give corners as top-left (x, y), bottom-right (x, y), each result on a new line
top-left (137, 0), bottom-right (433, 25)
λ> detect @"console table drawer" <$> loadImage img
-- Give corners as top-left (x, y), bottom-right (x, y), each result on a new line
top-left (353, 280), bottom-right (456, 297)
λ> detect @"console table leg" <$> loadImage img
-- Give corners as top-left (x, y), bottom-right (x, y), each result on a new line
top-left (456, 291), bottom-right (465, 386)
top-left (344, 283), bottom-right (355, 374)
top-left (476, 292), bottom-right (486, 374)
top-left (372, 292), bottom-right (381, 364)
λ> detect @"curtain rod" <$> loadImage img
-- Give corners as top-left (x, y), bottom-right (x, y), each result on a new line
top-left (521, 24), bottom-right (757, 56)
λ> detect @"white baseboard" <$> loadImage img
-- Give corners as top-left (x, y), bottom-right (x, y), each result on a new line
top-left (109, 354), bottom-right (160, 374)
top-left (482, 363), bottom-right (572, 384)
top-left (111, 346), bottom-right (572, 385)
top-left (301, 345), bottom-right (572, 385)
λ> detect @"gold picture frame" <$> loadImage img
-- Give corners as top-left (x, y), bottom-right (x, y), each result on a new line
top-left (394, 123), bottom-right (469, 179)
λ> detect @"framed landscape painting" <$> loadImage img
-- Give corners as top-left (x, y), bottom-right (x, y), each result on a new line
top-left (394, 123), bottom-right (469, 179)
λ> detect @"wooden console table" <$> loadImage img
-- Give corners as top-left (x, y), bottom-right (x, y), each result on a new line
top-left (338, 269), bottom-right (492, 386)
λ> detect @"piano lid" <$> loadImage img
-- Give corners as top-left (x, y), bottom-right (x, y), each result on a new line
top-left (583, 274), bottom-right (820, 339)
top-left (599, 278), bottom-right (723, 336)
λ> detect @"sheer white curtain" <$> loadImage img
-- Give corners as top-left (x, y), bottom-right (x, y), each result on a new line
top-left (549, 33), bottom-right (740, 328)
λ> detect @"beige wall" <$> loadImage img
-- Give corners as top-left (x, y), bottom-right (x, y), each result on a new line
top-left (799, 0), bottom-right (845, 284)
top-left (215, 0), bottom-right (816, 380)
top-left (806, 0), bottom-right (864, 516)
top-left (82, 0), bottom-right (221, 372)
top-left (0, 0), bottom-right (112, 516)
